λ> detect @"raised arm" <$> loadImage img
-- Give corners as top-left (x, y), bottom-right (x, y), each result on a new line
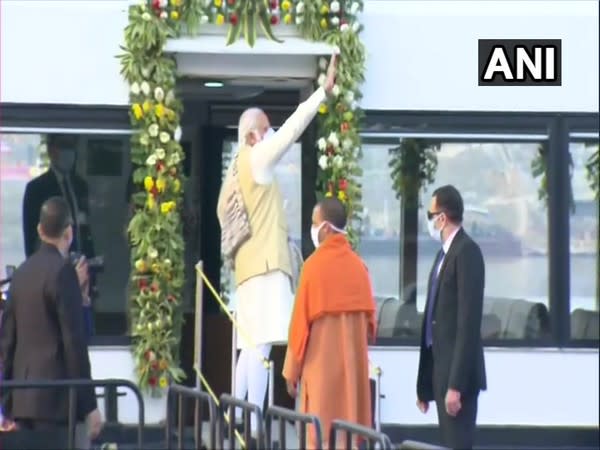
top-left (251, 53), bottom-right (338, 179)
top-left (251, 87), bottom-right (327, 176)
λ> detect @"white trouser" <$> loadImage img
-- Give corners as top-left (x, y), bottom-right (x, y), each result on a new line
top-left (233, 343), bottom-right (272, 433)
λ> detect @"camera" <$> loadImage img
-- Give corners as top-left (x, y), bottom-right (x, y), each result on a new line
top-left (69, 252), bottom-right (104, 272)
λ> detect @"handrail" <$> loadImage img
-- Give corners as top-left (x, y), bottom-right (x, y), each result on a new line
top-left (1, 378), bottom-right (144, 449)
top-left (219, 393), bottom-right (265, 450)
top-left (166, 384), bottom-right (218, 450)
top-left (196, 265), bottom-right (275, 410)
top-left (265, 405), bottom-right (323, 450)
top-left (329, 419), bottom-right (394, 450)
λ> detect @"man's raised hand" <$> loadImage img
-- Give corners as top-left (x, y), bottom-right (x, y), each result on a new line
top-left (324, 52), bottom-right (338, 94)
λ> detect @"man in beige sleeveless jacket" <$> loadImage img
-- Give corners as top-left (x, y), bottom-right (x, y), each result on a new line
top-left (217, 54), bottom-right (337, 432)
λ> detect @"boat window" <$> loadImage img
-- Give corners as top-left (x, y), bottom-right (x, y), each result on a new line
top-left (569, 140), bottom-right (599, 342)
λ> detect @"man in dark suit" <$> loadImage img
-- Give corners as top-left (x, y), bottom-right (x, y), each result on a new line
top-left (1, 197), bottom-right (102, 448)
top-left (416, 185), bottom-right (487, 450)
top-left (22, 134), bottom-right (96, 337)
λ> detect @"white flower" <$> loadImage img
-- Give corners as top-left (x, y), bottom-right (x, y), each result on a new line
top-left (318, 57), bottom-right (328, 70)
top-left (200, 15), bottom-right (209, 24)
top-left (159, 132), bottom-right (171, 144)
top-left (327, 132), bottom-right (339, 148)
top-left (317, 73), bottom-right (326, 87)
top-left (174, 126), bottom-right (182, 142)
top-left (141, 81), bottom-right (150, 96)
top-left (140, 134), bottom-right (150, 146)
top-left (165, 90), bottom-right (175, 106)
top-left (318, 155), bottom-right (329, 170)
top-left (146, 154), bottom-right (157, 166)
top-left (332, 85), bottom-right (341, 97)
top-left (342, 138), bottom-right (353, 150)
top-left (142, 12), bottom-right (152, 21)
top-left (317, 137), bottom-right (327, 151)
top-left (345, 91), bottom-right (355, 103)
top-left (331, 16), bottom-right (339, 26)
top-left (148, 124), bottom-right (159, 137)
top-left (350, 2), bottom-right (360, 14)
top-left (160, 11), bottom-right (168, 19)
top-left (141, 67), bottom-right (151, 78)
top-left (296, 2), bottom-right (304, 13)
top-left (340, 23), bottom-right (349, 32)
top-left (148, 247), bottom-right (158, 259)
top-left (295, 16), bottom-right (303, 25)
top-left (333, 155), bottom-right (344, 168)
top-left (159, 0), bottom-right (168, 7)
top-left (352, 22), bottom-right (360, 32)
top-left (330, 1), bottom-right (340, 13)
top-left (131, 82), bottom-right (141, 95)
top-left (155, 148), bottom-right (166, 159)
top-left (169, 152), bottom-right (181, 165)
top-left (154, 87), bottom-right (165, 102)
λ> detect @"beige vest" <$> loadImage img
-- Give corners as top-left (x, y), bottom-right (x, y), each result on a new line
top-left (233, 146), bottom-right (292, 286)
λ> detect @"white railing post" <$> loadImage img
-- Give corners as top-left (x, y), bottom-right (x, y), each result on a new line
top-left (375, 367), bottom-right (382, 432)
top-left (268, 360), bottom-right (275, 407)
top-left (230, 310), bottom-right (237, 397)
top-left (193, 261), bottom-right (204, 391)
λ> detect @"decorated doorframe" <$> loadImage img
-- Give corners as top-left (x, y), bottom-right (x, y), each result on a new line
top-left (119, 0), bottom-right (366, 395)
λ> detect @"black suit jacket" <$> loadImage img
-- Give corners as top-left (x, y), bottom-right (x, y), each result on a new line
top-left (417, 228), bottom-right (487, 402)
top-left (0, 243), bottom-right (97, 422)
top-left (22, 169), bottom-right (95, 258)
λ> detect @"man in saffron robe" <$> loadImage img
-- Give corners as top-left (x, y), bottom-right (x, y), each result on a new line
top-left (283, 198), bottom-right (376, 449)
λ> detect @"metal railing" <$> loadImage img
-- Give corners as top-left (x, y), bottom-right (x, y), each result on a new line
top-left (1, 378), bottom-right (144, 449)
top-left (398, 440), bottom-right (449, 450)
top-left (166, 384), bottom-right (218, 450)
top-left (329, 419), bottom-right (394, 450)
top-left (265, 405), bottom-right (323, 450)
top-left (218, 393), bottom-right (265, 449)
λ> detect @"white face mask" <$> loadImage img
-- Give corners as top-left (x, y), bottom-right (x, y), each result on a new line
top-left (427, 215), bottom-right (443, 242)
top-left (311, 220), bottom-right (347, 249)
top-left (250, 127), bottom-right (275, 144)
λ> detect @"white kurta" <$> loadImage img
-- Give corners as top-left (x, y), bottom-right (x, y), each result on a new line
top-left (221, 87), bottom-right (327, 350)
top-left (235, 271), bottom-right (294, 349)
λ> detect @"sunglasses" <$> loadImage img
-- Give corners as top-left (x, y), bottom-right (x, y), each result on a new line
top-left (426, 210), bottom-right (444, 221)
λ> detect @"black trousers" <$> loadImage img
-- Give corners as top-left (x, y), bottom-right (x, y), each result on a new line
top-left (433, 386), bottom-right (478, 450)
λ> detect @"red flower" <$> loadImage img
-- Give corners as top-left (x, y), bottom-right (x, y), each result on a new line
top-left (326, 145), bottom-right (335, 156)
top-left (145, 350), bottom-right (156, 361)
top-left (340, 122), bottom-right (350, 133)
top-left (156, 161), bottom-right (165, 173)
top-left (139, 278), bottom-right (148, 289)
top-left (227, 0), bottom-right (236, 5)
top-left (151, 360), bottom-right (159, 370)
top-left (167, 294), bottom-right (176, 303)
top-left (150, 186), bottom-right (159, 197)
top-left (150, 282), bottom-right (159, 292)
top-left (339, 179), bottom-right (348, 191)
top-left (230, 13), bottom-right (238, 25)
top-left (270, 15), bottom-right (279, 25)
top-left (148, 376), bottom-right (157, 386)
top-left (270, 0), bottom-right (278, 9)
top-left (151, 0), bottom-right (161, 11)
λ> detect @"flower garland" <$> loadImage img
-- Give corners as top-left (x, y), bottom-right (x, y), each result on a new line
top-left (308, 1), bottom-right (366, 247)
top-left (120, 0), bottom-right (365, 394)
